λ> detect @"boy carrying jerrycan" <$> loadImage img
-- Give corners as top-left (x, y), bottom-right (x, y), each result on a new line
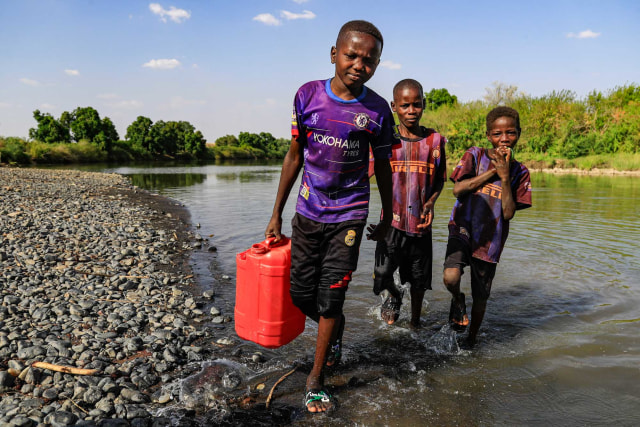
top-left (234, 235), bottom-right (305, 349)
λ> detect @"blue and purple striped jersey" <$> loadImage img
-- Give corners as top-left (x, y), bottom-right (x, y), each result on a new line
top-left (448, 146), bottom-right (532, 263)
top-left (389, 127), bottom-right (447, 235)
top-left (292, 79), bottom-right (394, 223)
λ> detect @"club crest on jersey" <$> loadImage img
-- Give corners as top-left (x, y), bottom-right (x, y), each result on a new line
top-left (345, 230), bottom-right (357, 246)
top-left (432, 148), bottom-right (440, 159)
top-left (353, 113), bottom-right (370, 129)
top-left (311, 113), bottom-right (319, 125)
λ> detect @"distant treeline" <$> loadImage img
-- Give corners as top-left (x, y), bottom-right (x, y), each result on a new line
top-left (423, 82), bottom-right (640, 162)
top-left (0, 107), bottom-right (289, 164)
top-left (1, 83), bottom-right (638, 167)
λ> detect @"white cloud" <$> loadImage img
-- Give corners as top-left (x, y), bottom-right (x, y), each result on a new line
top-left (380, 60), bottom-right (402, 70)
top-left (39, 103), bottom-right (56, 110)
top-left (149, 3), bottom-right (191, 23)
top-left (0, 102), bottom-right (11, 108)
top-left (281, 10), bottom-right (316, 20)
top-left (567, 29), bottom-right (601, 39)
top-left (110, 100), bottom-right (144, 109)
top-left (164, 96), bottom-right (206, 109)
top-left (97, 93), bottom-right (119, 100)
top-left (64, 69), bottom-right (80, 76)
top-left (292, 0), bottom-right (309, 3)
top-left (253, 13), bottom-right (281, 26)
top-left (143, 58), bottom-right (181, 69)
top-left (20, 78), bottom-right (40, 87)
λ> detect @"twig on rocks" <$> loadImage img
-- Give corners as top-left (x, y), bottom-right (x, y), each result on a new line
top-left (265, 366), bottom-right (297, 409)
top-left (31, 361), bottom-right (99, 376)
top-left (66, 398), bottom-right (89, 414)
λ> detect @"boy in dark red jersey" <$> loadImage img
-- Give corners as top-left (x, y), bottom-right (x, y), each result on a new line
top-left (265, 20), bottom-right (393, 413)
top-left (371, 79), bottom-right (447, 328)
top-left (443, 106), bottom-right (532, 346)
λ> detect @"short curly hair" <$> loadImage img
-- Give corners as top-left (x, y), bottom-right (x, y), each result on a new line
top-left (486, 106), bottom-right (521, 132)
top-left (336, 20), bottom-right (383, 51)
top-left (393, 79), bottom-right (424, 100)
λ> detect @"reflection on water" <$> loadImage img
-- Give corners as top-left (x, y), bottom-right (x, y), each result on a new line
top-left (128, 173), bottom-right (207, 190)
top-left (99, 164), bottom-right (640, 425)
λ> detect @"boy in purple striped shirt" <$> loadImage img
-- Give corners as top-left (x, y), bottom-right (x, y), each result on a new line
top-left (265, 20), bottom-right (394, 413)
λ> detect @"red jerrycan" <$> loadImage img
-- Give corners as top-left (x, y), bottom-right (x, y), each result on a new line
top-left (234, 235), bottom-right (306, 348)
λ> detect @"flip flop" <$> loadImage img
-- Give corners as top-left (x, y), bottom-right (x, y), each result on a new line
top-left (449, 292), bottom-right (469, 332)
top-left (381, 290), bottom-right (403, 325)
top-left (326, 314), bottom-right (345, 368)
top-left (304, 388), bottom-right (336, 413)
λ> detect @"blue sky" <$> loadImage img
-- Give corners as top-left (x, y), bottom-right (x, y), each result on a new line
top-left (1, 0), bottom-right (639, 142)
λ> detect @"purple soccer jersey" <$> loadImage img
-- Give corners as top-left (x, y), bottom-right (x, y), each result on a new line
top-left (448, 146), bottom-right (532, 263)
top-left (389, 127), bottom-right (447, 235)
top-left (292, 79), bottom-right (394, 223)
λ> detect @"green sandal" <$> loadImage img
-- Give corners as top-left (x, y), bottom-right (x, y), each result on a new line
top-left (304, 388), bottom-right (336, 412)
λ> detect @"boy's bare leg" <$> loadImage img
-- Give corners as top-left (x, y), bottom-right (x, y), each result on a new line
top-left (467, 299), bottom-right (487, 345)
top-left (409, 288), bottom-right (425, 327)
top-left (443, 267), bottom-right (463, 302)
top-left (306, 315), bottom-right (337, 412)
top-left (381, 282), bottom-right (403, 324)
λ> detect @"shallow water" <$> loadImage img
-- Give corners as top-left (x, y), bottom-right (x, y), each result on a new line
top-left (89, 163), bottom-right (640, 425)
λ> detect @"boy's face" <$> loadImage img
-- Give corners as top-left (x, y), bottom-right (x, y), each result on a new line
top-left (487, 116), bottom-right (519, 151)
top-left (391, 86), bottom-right (425, 131)
top-left (330, 31), bottom-right (381, 95)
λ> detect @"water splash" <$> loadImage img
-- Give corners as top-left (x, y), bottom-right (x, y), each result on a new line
top-left (425, 324), bottom-right (461, 355)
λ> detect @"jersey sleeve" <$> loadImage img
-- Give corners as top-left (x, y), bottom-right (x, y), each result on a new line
top-left (437, 136), bottom-right (448, 184)
top-left (449, 148), bottom-right (476, 182)
top-left (515, 165), bottom-right (532, 210)
top-left (291, 90), bottom-right (307, 144)
top-left (371, 105), bottom-right (394, 160)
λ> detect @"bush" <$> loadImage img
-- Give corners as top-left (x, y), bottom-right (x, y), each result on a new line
top-left (0, 137), bottom-right (31, 164)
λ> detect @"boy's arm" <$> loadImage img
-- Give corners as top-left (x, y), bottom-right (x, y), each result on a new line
top-left (495, 148), bottom-right (516, 220)
top-left (366, 158), bottom-right (393, 240)
top-left (452, 169), bottom-right (496, 199)
top-left (417, 179), bottom-right (444, 230)
top-left (265, 137), bottom-right (304, 242)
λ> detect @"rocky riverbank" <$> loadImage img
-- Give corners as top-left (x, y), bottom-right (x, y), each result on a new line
top-left (0, 167), bottom-right (286, 426)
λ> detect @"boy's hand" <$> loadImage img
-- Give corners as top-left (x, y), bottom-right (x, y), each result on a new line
top-left (492, 148), bottom-right (511, 181)
top-left (416, 203), bottom-right (434, 230)
top-left (366, 220), bottom-right (390, 241)
top-left (265, 216), bottom-right (283, 242)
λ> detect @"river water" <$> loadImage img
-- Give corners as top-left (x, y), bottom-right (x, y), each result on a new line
top-left (90, 162), bottom-right (639, 425)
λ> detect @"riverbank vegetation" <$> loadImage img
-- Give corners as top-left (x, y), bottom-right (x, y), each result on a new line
top-left (0, 83), bottom-right (638, 170)
top-left (424, 83), bottom-right (640, 170)
top-left (0, 108), bottom-right (289, 164)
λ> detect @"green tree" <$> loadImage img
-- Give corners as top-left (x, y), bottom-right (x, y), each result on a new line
top-left (425, 88), bottom-right (458, 110)
top-left (95, 117), bottom-right (119, 152)
top-left (126, 116), bottom-right (154, 151)
top-left (70, 106), bottom-right (103, 142)
top-left (28, 110), bottom-right (71, 143)
top-left (215, 134), bottom-right (239, 147)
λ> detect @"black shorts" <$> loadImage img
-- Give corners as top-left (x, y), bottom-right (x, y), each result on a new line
top-left (289, 213), bottom-right (365, 318)
top-left (373, 227), bottom-right (433, 293)
top-left (443, 237), bottom-right (496, 301)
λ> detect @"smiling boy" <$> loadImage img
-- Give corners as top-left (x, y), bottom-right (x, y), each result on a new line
top-left (443, 106), bottom-right (532, 346)
top-left (265, 20), bottom-right (394, 413)
top-left (371, 79), bottom-right (447, 328)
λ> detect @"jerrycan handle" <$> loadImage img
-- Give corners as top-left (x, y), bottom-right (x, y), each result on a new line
top-left (251, 235), bottom-right (288, 254)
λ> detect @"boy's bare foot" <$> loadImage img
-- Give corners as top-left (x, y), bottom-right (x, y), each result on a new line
top-left (381, 291), bottom-right (403, 325)
top-left (449, 293), bottom-right (469, 331)
top-left (409, 318), bottom-right (421, 329)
